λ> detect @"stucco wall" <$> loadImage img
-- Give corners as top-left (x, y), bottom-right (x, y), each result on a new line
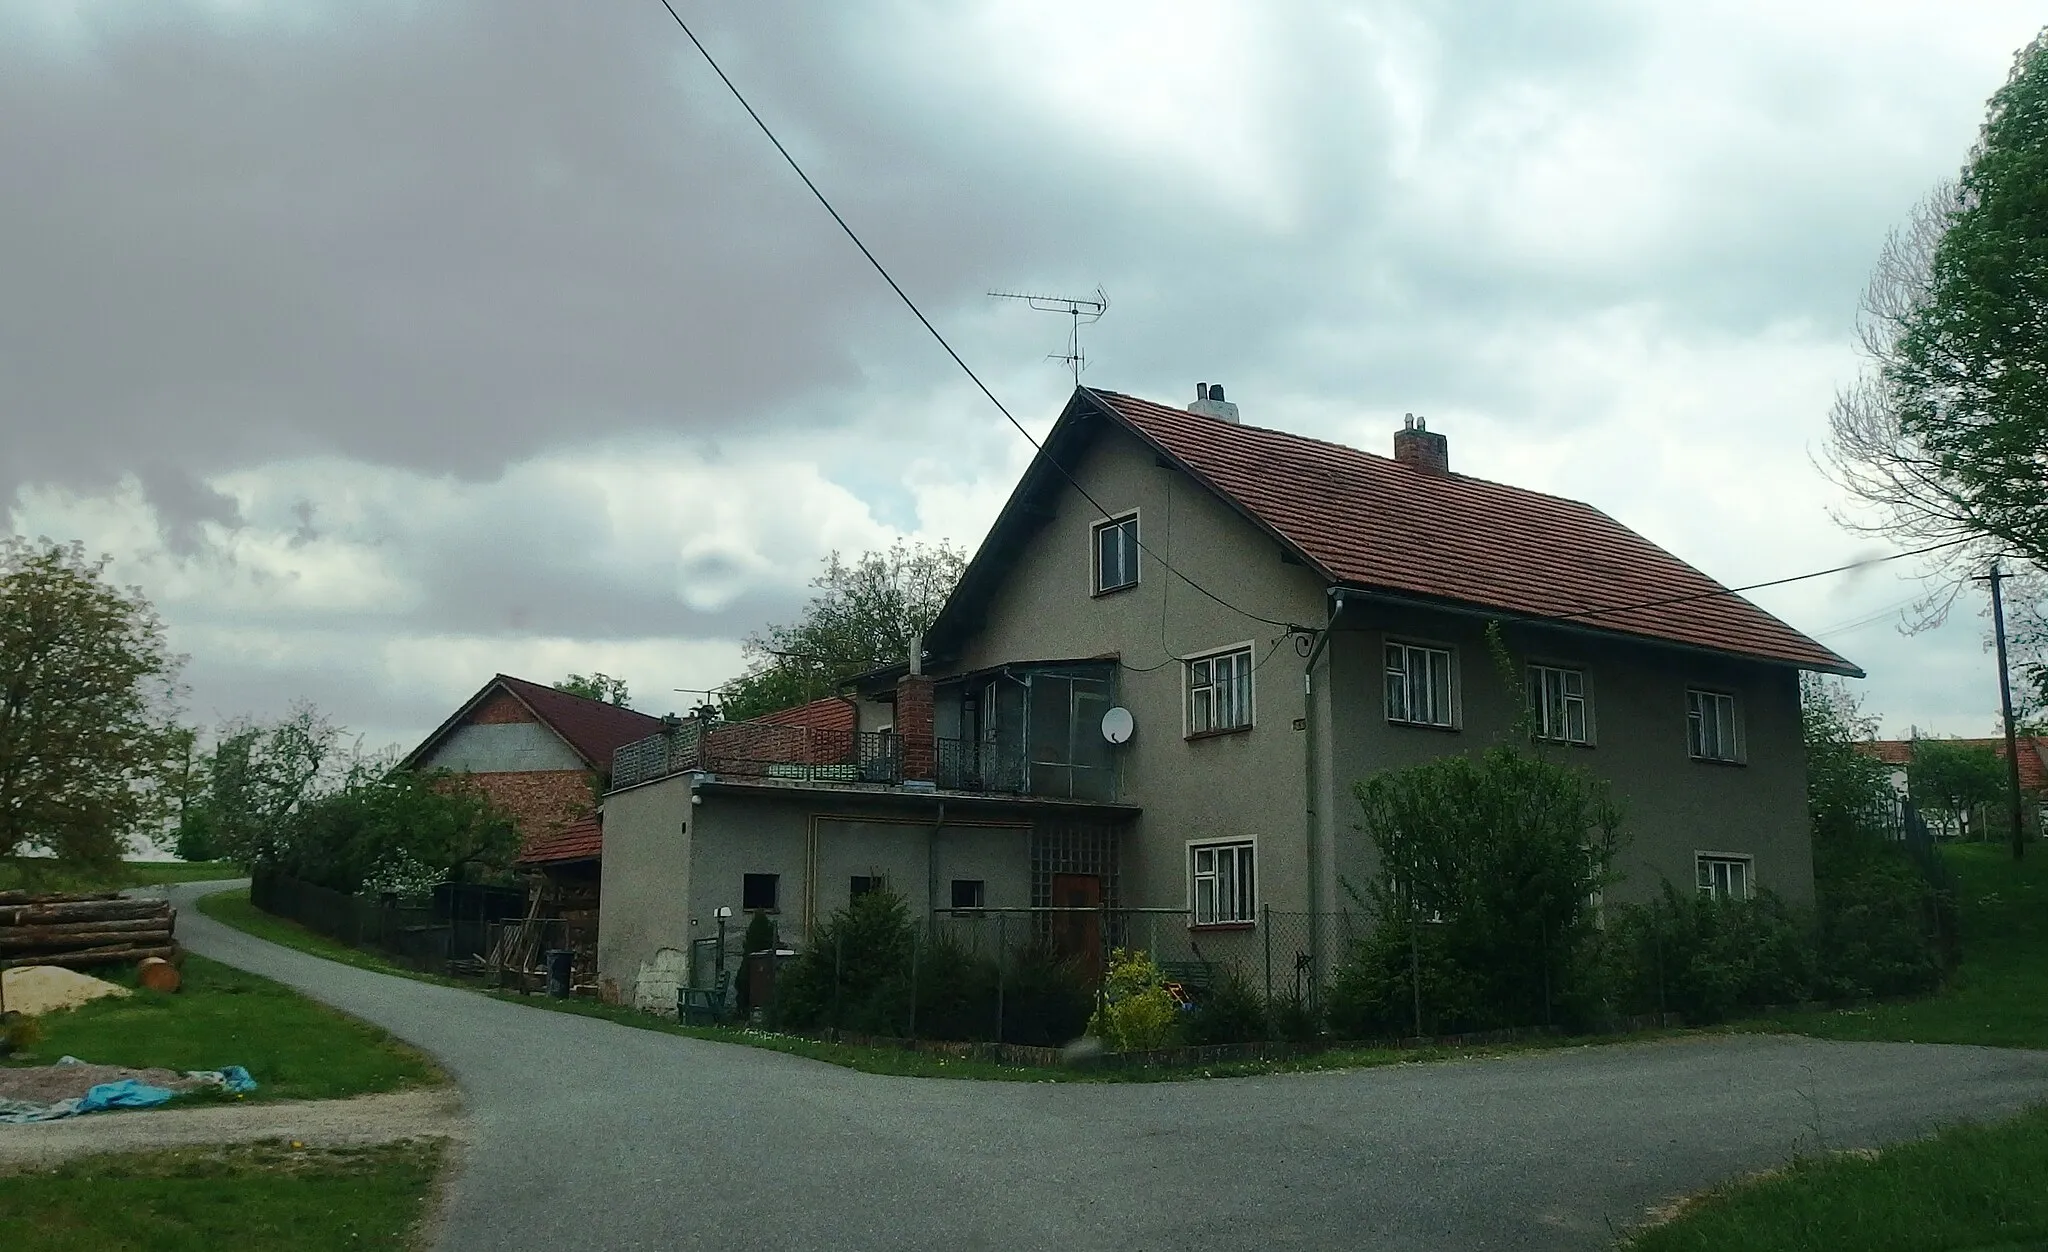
top-left (425, 721), bottom-right (586, 773)
top-left (942, 419), bottom-right (1328, 915)
top-left (687, 788), bottom-right (1032, 945)
top-left (1325, 598), bottom-right (1814, 906)
top-left (595, 775), bottom-right (694, 1004)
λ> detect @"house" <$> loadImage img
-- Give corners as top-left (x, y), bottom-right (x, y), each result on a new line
top-left (595, 384), bottom-right (1858, 1006)
top-left (1858, 736), bottom-right (2048, 838)
top-left (404, 674), bottom-right (665, 964)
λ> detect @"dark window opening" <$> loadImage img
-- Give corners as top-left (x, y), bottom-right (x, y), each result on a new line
top-left (742, 873), bottom-right (779, 912)
top-left (950, 879), bottom-right (986, 910)
top-left (850, 875), bottom-right (886, 899)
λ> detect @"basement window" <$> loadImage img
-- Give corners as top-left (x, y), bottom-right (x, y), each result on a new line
top-left (742, 873), bottom-right (779, 912)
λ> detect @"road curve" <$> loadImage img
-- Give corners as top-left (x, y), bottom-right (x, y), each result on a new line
top-left (155, 881), bottom-right (2048, 1251)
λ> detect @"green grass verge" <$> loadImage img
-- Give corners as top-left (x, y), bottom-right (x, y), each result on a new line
top-left (0, 859), bottom-right (241, 894)
top-left (0, 1139), bottom-right (445, 1252)
top-left (1626, 1104), bottom-right (2048, 1251)
top-left (2, 952), bottom-right (441, 1101)
top-left (1741, 843), bottom-right (2048, 1050)
top-left (198, 885), bottom-right (1684, 1083)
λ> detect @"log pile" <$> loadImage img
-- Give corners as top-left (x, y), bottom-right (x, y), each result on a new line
top-left (0, 891), bottom-right (178, 970)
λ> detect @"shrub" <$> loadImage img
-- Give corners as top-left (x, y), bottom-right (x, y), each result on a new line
top-left (1605, 885), bottom-right (1814, 1024)
top-left (1815, 854), bottom-right (1951, 999)
top-left (774, 888), bottom-right (916, 1033)
top-left (996, 942), bottom-right (1094, 1047)
top-left (1181, 963), bottom-right (1268, 1046)
top-left (1325, 915), bottom-right (1489, 1038)
top-left (1267, 992), bottom-right (1322, 1043)
top-left (1087, 948), bottom-right (1180, 1051)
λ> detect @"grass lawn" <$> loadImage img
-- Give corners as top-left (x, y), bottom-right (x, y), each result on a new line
top-left (3, 952), bottom-right (441, 1101)
top-left (0, 1139), bottom-right (445, 1252)
top-left (0, 859), bottom-right (241, 894)
top-left (1627, 1104), bottom-right (2048, 1251)
top-left (1741, 842), bottom-right (2048, 1050)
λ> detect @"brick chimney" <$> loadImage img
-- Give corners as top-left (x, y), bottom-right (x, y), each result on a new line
top-left (896, 638), bottom-right (935, 785)
top-left (1393, 413), bottom-right (1448, 474)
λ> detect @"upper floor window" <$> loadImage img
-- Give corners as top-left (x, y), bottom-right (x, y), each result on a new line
top-left (1686, 689), bottom-right (1740, 762)
top-left (1187, 645), bottom-right (1254, 735)
top-left (1093, 513), bottom-right (1139, 594)
top-left (1386, 642), bottom-right (1455, 728)
top-left (1191, 840), bottom-right (1256, 926)
top-left (1529, 665), bottom-right (1589, 744)
top-left (1697, 853), bottom-right (1751, 901)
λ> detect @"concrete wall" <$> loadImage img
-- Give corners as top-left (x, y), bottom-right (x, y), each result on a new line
top-left (595, 775), bottom-right (695, 1006)
top-left (1324, 598), bottom-right (1814, 906)
top-left (426, 720), bottom-right (586, 773)
top-left (942, 420), bottom-right (1328, 916)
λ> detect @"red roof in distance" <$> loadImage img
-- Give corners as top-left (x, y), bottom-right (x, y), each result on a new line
top-left (517, 812), bottom-right (603, 865)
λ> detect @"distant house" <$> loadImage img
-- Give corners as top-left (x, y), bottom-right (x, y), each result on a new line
top-left (403, 674), bottom-right (664, 967)
top-left (595, 384), bottom-right (1859, 1008)
top-left (1858, 736), bottom-right (2048, 838)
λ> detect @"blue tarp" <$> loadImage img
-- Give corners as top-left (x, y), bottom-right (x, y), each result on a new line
top-left (0, 1059), bottom-right (258, 1124)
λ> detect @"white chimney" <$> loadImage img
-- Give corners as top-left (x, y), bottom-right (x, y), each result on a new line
top-left (1188, 382), bottom-right (1240, 424)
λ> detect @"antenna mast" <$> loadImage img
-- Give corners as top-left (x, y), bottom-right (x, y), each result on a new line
top-left (987, 287), bottom-right (1109, 384)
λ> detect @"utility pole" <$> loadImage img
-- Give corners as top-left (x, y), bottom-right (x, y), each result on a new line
top-left (1977, 563), bottom-right (2027, 861)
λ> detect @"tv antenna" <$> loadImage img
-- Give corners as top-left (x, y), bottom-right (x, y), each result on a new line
top-left (987, 287), bottom-right (1108, 384)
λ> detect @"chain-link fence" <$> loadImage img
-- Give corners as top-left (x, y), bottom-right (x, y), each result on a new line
top-left (250, 869), bottom-right (569, 978)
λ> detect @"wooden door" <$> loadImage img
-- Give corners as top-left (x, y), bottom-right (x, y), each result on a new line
top-left (1050, 873), bottom-right (1103, 983)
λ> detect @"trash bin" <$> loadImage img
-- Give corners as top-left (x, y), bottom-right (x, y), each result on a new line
top-left (543, 949), bottom-right (573, 999)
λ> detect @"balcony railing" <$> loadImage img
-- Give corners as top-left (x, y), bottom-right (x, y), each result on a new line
top-left (612, 721), bottom-right (1041, 797)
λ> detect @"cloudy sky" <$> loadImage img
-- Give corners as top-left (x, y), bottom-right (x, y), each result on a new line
top-left (4, 1), bottom-right (2041, 752)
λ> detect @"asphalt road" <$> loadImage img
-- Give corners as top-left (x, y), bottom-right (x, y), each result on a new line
top-left (159, 881), bottom-right (2048, 1251)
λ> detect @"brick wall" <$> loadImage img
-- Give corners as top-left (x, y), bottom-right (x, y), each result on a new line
top-left (471, 689), bottom-right (536, 725)
top-left (468, 769), bottom-right (593, 841)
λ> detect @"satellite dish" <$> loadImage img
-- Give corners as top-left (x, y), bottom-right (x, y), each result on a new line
top-left (1101, 706), bottom-right (1135, 745)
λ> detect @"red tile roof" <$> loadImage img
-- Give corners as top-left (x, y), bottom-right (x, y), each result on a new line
top-left (517, 811), bottom-right (602, 865)
top-left (403, 674), bottom-right (666, 772)
top-left (1088, 389), bottom-right (1858, 675)
top-left (1860, 737), bottom-right (2048, 792)
top-left (754, 695), bottom-right (857, 735)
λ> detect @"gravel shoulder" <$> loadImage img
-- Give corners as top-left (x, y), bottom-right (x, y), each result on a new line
top-left (0, 1087), bottom-right (464, 1167)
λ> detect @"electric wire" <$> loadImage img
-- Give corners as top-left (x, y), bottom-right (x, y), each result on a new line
top-left (652, 1), bottom-right (1301, 634)
top-left (652, 6), bottom-right (1982, 671)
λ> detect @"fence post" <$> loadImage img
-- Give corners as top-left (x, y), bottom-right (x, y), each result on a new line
top-left (1540, 915), bottom-right (1552, 1030)
top-left (1409, 906), bottom-right (1423, 1039)
top-left (995, 913), bottom-right (1007, 1044)
top-left (908, 928), bottom-right (920, 1041)
top-left (1653, 927), bottom-right (1666, 1026)
top-left (1262, 903), bottom-right (1273, 1001)
top-left (832, 931), bottom-right (844, 1040)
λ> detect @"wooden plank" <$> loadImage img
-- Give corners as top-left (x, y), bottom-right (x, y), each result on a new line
top-left (0, 944), bottom-right (178, 970)
top-left (0, 900), bottom-right (170, 926)
top-left (0, 928), bottom-right (176, 952)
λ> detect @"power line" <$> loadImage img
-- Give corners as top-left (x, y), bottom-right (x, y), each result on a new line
top-left (651, 3), bottom-right (1301, 634)
top-left (1550, 536), bottom-right (1977, 626)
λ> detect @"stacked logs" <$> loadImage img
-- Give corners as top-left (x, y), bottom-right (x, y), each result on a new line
top-left (0, 891), bottom-right (178, 970)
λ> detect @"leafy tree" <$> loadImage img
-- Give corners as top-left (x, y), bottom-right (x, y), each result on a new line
top-left (1907, 738), bottom-right (2008, 839)
top-left (1333, 744), bottom-right (1625, 1034)
top-left (1826, 33), bottom-right (2048, 651)
top-left (554, 673), bottom-right (631, 707)
top-left (719, 541), bottom-right (965, 721)
top-left (0, 537), bottom-right (184, 872)
top-left (180, 706), bottom-right (344, 868)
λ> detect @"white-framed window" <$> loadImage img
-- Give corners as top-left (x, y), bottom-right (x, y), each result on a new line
top-left (1186, 644), bottom-right (1254, 735)
top-left (1092, 512), bottom-right (1139, 594)
top-left (1687, 689), bottom-right (1740, 762)
top-left (1385, 641), bottom-right (1456, 728)
top-left (1190, 840), bottom-right (1256, 925)
top-left (950, 879), bottom-right (985, 912)
top-left (1696, 853), bottom-right (1752, 901)
top-left (1529, 665), bottom-right (1590, 744)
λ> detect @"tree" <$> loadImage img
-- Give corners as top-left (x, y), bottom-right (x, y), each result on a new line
top-left (719, 540), bottom-right (966, 721)
top-left (554, 673), bottom-right (631, 707)
top-left (1907, 738), bottom-right (2008, 839)
top-left (179, 706), bottom-right (344, 868)
top-left (0, 537), bottom-right (184, 872)
top-left (1825, 32), bottom-right (2048, 631)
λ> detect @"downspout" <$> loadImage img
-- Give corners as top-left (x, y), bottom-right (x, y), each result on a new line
top-left (1303, 587), bottom-right (1344, 977)
top-left (927, 801), bottom-right (946, 936)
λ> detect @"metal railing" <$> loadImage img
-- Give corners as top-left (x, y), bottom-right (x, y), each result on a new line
top-left (612, 719), bottom-right (907, 790)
